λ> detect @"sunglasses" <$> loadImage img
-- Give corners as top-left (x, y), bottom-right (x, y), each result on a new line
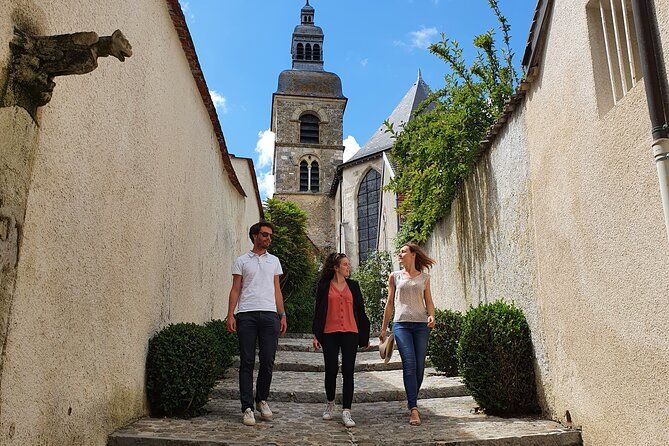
top-left (259, 231), bottom-right (273, 238)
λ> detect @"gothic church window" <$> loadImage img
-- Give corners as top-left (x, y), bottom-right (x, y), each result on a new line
top-left (357, 169), bottom-right (381, 263)
top-left (313, 44), bottom-right (321, 61)
top-left (300, 113), bottom-right (320, 144)
top-left (305, 44), bottom-right (313, 60)
top-left (296, 43), bottom-right (304, 60)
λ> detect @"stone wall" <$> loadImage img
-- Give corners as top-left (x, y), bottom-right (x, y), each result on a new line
top-left (0, 1), bottom-right (259, 444)
top-left (276, 192), bottom-right (335, 252)
top-left (271, 95), bottom-right (345, 251)
top-left (271, 95), bottom-right (345, 195)
top-left (424, 1), bottom-right (669, 445)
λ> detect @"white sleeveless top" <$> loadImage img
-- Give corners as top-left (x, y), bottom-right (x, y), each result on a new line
top-left (392, 270), bottom-right (430, 323)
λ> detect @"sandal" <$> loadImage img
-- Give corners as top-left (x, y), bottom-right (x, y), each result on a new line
top-left (409, 408), bottom-right (421, 426)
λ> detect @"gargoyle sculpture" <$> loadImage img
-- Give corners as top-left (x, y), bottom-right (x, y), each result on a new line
top-left (5, 28), bottom-right (132, 116)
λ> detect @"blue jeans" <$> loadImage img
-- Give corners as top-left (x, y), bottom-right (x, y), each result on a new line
top-left (393, 322), bottom-right (430, 409)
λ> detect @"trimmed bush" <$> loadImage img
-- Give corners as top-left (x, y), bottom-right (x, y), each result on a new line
top-left (204, 319), bottom-right (239, 378)
top-left (427, 308), bottom-right (463, 376)
top-left (457, 300), bottom-right (539, 416)
top-left (146, 323), bottom-right (218, 417)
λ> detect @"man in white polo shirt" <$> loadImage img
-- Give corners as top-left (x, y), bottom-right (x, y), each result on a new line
top-left (227, 221), bottom-right (287, 426)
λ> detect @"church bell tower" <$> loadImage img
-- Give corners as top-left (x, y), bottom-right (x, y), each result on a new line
top-left (271, 0), bottom-right (347, 252)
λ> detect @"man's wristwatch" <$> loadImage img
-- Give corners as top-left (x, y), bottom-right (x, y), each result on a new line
top-left (279, 312), bottom-right (286, 318)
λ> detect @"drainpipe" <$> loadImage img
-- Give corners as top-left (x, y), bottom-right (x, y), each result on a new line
top-left (631, 0), bottom-right (669, 241)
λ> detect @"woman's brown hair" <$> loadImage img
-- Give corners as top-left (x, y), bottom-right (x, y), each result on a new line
top-left (402, 242), bottom-right (436, 272)
top-left (319, 252), bottom-right (347, 285)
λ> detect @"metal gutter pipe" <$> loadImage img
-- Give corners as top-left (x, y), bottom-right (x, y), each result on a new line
top-left (631, 0), bottom-right (669, 241)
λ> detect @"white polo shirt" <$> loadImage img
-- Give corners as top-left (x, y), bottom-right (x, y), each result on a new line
top-left (232, 251), bottom-right (283, 313)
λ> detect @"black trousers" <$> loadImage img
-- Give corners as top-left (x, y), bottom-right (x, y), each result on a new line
top-left (236, 311), bottom-right (280, 413)
top-left (321, 332), bottom-right (358, 409)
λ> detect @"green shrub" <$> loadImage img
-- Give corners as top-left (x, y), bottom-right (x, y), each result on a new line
top-left (146, 323), bottom-right (218, 417)
top-left (351, 251), bottom-right (393, 332)
top-left (204, 319), bottom-right (238, 378)
top-left (457, 300), bottom-right (539, 416)
top-left (427, 308), bottom-right (463, 376)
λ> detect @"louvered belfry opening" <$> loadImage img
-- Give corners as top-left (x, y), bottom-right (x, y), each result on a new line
top-left (310, 161), bottom-right (319, 192)
top-left (300, 113), bottom-right (320, 144)
top-left (300, 160), bottom-right (309, 191)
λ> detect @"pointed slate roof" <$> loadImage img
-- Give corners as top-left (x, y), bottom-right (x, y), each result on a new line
top-left (345, 71), bottom-right (431, 165)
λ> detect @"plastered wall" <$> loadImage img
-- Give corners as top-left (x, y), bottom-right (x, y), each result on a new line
top-left (0, 1), bottom-right (256, 444)
top-left (424, 1), bottom-right (669, 445)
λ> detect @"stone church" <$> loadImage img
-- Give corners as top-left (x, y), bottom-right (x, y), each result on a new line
top-left (272, 1), bottom-right (429, 266)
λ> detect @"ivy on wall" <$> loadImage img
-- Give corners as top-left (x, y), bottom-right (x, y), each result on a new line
top-left (387, 0), bottom-right (518, 246)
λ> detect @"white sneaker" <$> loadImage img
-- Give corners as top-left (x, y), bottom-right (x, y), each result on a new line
top-left (342, 410), bottom-right (356, 428)
top-left (256, 400), bottom-right (273, 420)
top-left (242, 408), bottom-right (256, 426)
top-left (322, 401), bottom-right (334, 420)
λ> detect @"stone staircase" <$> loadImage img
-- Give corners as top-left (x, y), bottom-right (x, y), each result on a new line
top-left (108, 334), bottom-right (582, 445)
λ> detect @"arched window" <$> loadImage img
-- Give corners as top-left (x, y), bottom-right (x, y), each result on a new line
top-left (310, 161), bottom-right (319, 192)
top-left (299, 113), bottom-right (320, 144)
top-left (357, 170), bottom-right (381, 263)
top-left (296, 43), bottom-right (304, 60)
top-left (299, 160), bottom-right (309, 192)
top-left (298, 159), bottom-right (319, 193)
top-left (313, 44), bottom-right (321, 61)
top-left (305, 43), bottom-right (312, 61)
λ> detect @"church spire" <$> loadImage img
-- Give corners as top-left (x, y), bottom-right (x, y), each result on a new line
top-left (292, 0), bottom-right (324, 71)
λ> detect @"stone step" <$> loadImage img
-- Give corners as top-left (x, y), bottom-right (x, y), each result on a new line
top-left (278, 336), bottom-right (395, 353)
top-left (108, 397), bottom-right (582, 446)
top-left (233, 350), bottom-right (404, 372)
top-left (282, 332), bottom-right (313, 339)
top-left (213, 368), bottom-right (467, 403)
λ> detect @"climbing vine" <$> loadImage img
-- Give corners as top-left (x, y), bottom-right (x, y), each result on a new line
top-left (387, 0), bottom-right (518, 246)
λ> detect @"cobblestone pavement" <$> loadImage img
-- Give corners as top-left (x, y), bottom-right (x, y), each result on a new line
top-left (213, 368), bottom-right (467, 403)
top-left (109, 397), bottom-right (581, 446)
top-left (109, 336), bottom-right (582, 445)
top-left (234, 350), bottom-right (404, 372)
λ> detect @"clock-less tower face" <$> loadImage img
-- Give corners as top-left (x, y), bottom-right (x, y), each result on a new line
top-left (271, 1), bottom-right (347, 252)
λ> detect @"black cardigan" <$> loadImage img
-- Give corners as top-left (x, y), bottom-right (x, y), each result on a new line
top-left (312, 278), bottom-right (370, 348)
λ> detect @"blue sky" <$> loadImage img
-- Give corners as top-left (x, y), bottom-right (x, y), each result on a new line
top-left (179, 1), bottom-right (536, 197)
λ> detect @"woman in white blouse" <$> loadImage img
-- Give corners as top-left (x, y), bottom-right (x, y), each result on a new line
top-left (379, 242), bottom-right (436, 426)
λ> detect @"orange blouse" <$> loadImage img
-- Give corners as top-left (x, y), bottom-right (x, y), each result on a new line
top-left (323, 282), bottom-right (359, 334)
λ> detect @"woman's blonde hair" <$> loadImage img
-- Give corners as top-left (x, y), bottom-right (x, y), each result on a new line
top-left (402, 242), bottom-right (436, 272)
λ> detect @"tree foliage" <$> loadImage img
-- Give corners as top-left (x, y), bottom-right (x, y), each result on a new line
top-left (264, 198), bottom-right (318, 332)
top-left (351, 251), bottom-right (393, 332)
top-left (387, 0), bottom-right (518, 245)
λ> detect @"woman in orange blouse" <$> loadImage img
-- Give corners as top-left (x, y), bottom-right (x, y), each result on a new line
top-left (312, 253), bottom-right (370, 428)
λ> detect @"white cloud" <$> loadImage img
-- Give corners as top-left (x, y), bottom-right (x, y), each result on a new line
top-left (253, 130), bottom-right (276, 200)
top-left (395, 26), bottom-right (439, 50)
top-left (343, 135), bottom-right (361, 162)
top-left (254, 130), bottom-right (275, 169)
top-left (360, 58), bottom-right (369, 67)
top-left (257, 171), bottom-right (275, 199)
top-left (209, 90), bottom-right (228, 114)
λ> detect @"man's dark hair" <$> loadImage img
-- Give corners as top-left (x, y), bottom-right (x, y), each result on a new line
top-left (249, 221), bottom-right (275, 242)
